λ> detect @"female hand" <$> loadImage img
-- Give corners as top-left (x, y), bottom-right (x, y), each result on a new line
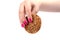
top-left (19, 0), bottom-right (41, 27)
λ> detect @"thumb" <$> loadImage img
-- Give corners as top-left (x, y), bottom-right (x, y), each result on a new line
top-left (32, 5), bottom-right (40, 14)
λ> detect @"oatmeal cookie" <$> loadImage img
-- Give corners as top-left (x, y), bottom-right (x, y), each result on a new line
top-left (24, 14), bottom-right (41, 34)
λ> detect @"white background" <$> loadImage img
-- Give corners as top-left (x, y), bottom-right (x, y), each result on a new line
top-left (0, 0), bottom-right (60, 40)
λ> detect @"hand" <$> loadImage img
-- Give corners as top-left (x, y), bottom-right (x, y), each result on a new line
top-left (19, 0), bottom-right (41, 27)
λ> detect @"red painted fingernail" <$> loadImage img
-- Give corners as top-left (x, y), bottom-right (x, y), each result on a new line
top-left (28, 18), bottom-right (32, 23)
top-left (21, 23), bottom-right (25, 28)
top-left (23, 20), bottom-right (28, 25)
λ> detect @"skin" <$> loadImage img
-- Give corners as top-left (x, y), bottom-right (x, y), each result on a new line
top-left (19, 0), bottom-right (60, 27)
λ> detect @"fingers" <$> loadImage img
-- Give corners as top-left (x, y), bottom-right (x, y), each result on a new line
top-left (19, 1), bottom-right (40, 28)
top-left (19, 2), bottom-right (28, 27)
top-left (25, 2), bottom-right (32, 23)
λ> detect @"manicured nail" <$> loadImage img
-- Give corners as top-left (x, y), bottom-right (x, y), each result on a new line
top-left (23, 20), bottom-right (28, 25)
top-left (28, 18), bottom-right (32, 23)
top-left (21, 23), bottom-right (25, 28)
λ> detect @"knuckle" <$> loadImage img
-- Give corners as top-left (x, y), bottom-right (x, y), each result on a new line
top-left (26, 9), bottom-right (31, 13)
top-left (20, 11), bottom-right (23, 13)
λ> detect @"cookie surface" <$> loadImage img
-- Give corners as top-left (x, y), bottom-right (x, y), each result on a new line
top-left (24, 14), bottom-right (41, 34)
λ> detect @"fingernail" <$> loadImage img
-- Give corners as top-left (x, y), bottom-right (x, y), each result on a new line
top-left (23, 20), bottom-right (28, 25)
top-left (21, 23), bottom-right (25, 28)
top-left (28, 18), bottom-right (32, 23)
